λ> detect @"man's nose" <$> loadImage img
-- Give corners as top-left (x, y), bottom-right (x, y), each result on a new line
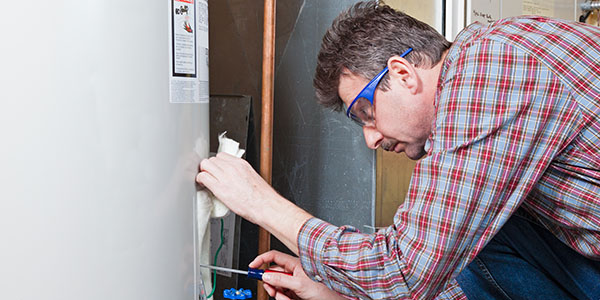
top-left (362, 126), bottom-right (383, 149)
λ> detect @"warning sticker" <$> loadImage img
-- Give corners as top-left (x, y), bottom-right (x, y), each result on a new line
top-left (169, 0), bottom-right (208, 103)
top-left (172, 0), bottom-right (196, 77)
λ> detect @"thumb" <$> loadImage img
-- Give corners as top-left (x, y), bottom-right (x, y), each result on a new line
top-left (262, 272), bottom-right (300, 292)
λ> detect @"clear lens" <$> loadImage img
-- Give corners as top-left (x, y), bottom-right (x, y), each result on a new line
top-left (349, 113), bottom-right (366, 126)
top-left (349, 97), bottom-right (374, 126)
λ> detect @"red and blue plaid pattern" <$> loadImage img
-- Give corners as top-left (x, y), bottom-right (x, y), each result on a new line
top-left (298, 16), bottom-right (600, 299)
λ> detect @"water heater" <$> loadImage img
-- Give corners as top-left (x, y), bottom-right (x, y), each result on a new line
top-left (0, 1), bottom-right (209, 299)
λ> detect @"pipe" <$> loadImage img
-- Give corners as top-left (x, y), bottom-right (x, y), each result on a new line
top-left (581, 1), bottom-right (600, 11)
top-left (258, 0), bottom-right (276, 299)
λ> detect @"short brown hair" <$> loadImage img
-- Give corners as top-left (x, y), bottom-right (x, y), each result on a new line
top-left (313, 1), bottom-right (451, 111)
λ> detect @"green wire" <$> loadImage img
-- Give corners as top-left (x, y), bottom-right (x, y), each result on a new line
top-left (206, 218), bottom-right (225, 299)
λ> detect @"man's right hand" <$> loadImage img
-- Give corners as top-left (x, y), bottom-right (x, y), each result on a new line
top-left (250, 250), bottom-right (345, 300)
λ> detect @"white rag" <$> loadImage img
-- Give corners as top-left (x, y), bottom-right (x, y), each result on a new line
top-left (196, 132), bottom-right (245, 299)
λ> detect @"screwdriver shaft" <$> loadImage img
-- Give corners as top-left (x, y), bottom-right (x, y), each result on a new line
top-left (199, 264), bottom-right (248, 275)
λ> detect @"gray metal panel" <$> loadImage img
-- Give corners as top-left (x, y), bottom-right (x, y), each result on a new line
top-left (209, 95), bottom-right (252, 154)
top-left (273, 1), bottom-right (375, 229)
top-left (208, 95), bottom-right (252, 300)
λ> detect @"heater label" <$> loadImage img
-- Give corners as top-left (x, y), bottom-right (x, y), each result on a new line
top-left (169, 0), bottom-right (209, 103)
top-left (172, 0), bottom-right (196, 77)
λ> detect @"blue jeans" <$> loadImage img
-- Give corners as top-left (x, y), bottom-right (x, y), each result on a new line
top-left (456, 211), bottom-right (600, 300)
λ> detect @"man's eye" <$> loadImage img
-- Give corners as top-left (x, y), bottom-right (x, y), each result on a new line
top-left (354, 101), bottom-right (371, 119)
top-left (364, 110), bottom-right (374, 121)
top-left (359, 107), bottom-right (369, 118)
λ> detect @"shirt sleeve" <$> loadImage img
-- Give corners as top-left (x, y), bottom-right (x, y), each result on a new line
top-left (297, 38), bottom-right (583, 299)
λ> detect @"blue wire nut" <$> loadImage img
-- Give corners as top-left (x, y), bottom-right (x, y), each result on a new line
top-left (223, 288), bottom-right (252, 299)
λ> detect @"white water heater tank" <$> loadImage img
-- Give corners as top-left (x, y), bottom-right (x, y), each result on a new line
top-left (0, 1), bottom-right (210, 299)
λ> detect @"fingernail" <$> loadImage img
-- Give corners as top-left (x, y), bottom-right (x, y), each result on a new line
top-left (262, 273), bottom-right (271, 281)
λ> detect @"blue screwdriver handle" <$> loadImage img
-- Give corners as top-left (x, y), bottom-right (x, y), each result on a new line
top-left (247, 268), bottom-right (292, 280)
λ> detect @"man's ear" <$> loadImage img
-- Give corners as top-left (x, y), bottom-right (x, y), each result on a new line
top-left (387, 56), bottom-right (420, 94)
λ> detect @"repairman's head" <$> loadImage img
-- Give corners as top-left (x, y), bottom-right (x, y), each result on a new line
top-left (313, 1), bottom-right (451, 159)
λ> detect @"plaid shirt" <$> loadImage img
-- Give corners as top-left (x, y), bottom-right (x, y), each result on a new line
top-left (298, 17), bottom-right (600, 299)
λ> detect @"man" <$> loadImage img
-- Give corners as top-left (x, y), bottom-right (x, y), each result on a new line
top-left (197, 1), bottom-right (600, 299)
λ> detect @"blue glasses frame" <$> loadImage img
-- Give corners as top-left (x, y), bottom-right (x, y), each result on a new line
top-left (345, 48), bottom-right (413, 126)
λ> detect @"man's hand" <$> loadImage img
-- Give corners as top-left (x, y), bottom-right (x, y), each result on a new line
top-left (250, 250), bottom-right (345, 300)
top-left (196, 152), bottom-right (274, 222)
top-left (196, 153), bottom-right (312, 253)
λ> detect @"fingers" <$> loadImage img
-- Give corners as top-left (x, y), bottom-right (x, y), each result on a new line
top-left (199, 156), bottom-right (225, 175)
top-left (267, 265), bottom-right (286, 272)
top-left (250, 250), bottom-right (299, 270)
top-left (197, 154), bottom-right (250, 185)
top-left (253, 251), bottom-right (303, 298)
top-left (215, 152), bottom-right (254, 172)
top-left (263, 283), bottom-right (277, 297)
top-left (196, 156), bottom-right (228, 188)
top-left (249, 250), bottom-right (278, 268)
top-left (275, 292), bottom-right (293, 300)
top-left (264, 283), bottom-right (294, 300)
top-left (270, 252), bottom-right (301, 269)
top-left (262, 272), bottom-right (302, 294)
top-left (264, 283), bottom-right (293, 300)
top-left (215, 152), bottom-right (237, 160)
top-left (195, 171), bottom-right (217, 189)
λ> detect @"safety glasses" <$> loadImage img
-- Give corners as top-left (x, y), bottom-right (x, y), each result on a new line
top-left (345, 48), bottom-right (413, 127)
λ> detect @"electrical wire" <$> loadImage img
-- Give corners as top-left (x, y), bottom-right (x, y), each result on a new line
top-left (206, 218), bottom-right (225, 299)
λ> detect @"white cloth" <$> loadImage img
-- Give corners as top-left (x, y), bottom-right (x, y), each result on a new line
top-left (196, 132), bottom-right (245, 299)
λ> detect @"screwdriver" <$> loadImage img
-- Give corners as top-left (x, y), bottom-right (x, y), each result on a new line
top-left (199, 264), bottom-right (292, 281)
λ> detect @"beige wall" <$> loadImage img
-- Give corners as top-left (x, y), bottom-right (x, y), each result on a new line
top-left (376, 150), bottom-right (417, 227)
top-left (385, 0), bottom-right (442, 29)
top-left (375, 0), bottom-right (439, 227)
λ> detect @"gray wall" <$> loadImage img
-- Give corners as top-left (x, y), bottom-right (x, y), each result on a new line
top-left (272, 1), bottom-right (375, 229)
